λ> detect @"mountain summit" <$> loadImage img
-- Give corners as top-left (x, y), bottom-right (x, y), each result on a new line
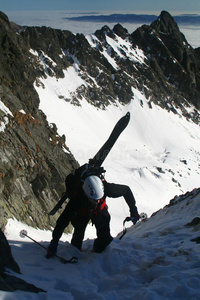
top-left (132, 11), bottom-right (200, 112)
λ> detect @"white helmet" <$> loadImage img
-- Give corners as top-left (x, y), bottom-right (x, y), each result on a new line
top-left (83, 176), bottom-right (104, 201)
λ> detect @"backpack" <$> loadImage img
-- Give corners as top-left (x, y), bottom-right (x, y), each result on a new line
top-left (65, 163), bottom-right (106, 193)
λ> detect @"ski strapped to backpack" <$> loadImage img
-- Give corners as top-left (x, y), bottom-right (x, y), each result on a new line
top-left (89, 112), bottom-right (130, 168)
top-left (49, 192), bottom-right (69, 216)
top-left (49, 112), bottom-right (130, 216)
top-left (19, 230), bottom-right (78, 264)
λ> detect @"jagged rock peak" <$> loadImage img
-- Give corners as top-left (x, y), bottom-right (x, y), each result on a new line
top-left (151, 11), bottom-right (187, 44)
top-left (131, 11), bottom-right (200, 111)
top-left (95, 23), bottom-right (129, 40)
top-left (95, 25), bottom-right (115, 40)
top-left (0, 11), bottom-right (10, 24)
top-left (153, 11), bottom-right (179, 31)
top-left (113, 23), bottom-right (129, 39)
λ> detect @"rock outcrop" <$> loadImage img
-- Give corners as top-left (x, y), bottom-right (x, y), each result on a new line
top-left (132, 11), bottom-right (200, 110)
top-left (0, 229), bottom-right (20, 274)
top-left (0, 229), bottom-right (45, 292)
top-left (0, 11), bottom-right (78, 231)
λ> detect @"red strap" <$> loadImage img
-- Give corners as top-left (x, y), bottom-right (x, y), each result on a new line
top-left (100, 199), bottom-right (106, 210)
top-left (92, 198), bottom-right (106, 215)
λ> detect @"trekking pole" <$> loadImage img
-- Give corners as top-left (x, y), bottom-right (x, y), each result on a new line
top-left (19, 230), bottom-right (78, 264)
top-left (20, 229), bottom-right (46, 249)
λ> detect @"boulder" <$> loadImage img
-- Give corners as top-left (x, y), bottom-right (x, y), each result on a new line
top-left (0, 229), bottom-right (45, 293)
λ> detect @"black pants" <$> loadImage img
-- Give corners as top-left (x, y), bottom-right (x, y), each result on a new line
top-left (52, 202), bottom-right (113, 252)
top-left (52, 201), bottom-right (90, 250)
top-left (91, 206), bottom-right (113, 253)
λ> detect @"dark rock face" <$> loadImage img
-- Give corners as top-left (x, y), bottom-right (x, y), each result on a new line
top-left (0, 229), bottom-right (45, 293)
top-left (132, 11), bottom-right (200, 110)
top-left (0, 11), bottom-right (79, 230)
top-left (0, 12), bottom-right (39, 113)
top-left (0, 108), bottom-right (78, 230)
top-left (0, 273), bottom-right (45, 293)
top-left (0, 229), bottom-right (20, 274)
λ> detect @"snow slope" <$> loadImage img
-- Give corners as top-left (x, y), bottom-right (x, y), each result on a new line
top-left (35, 63), bottom-right (200, 235)
top-left (3, 188), bottom-right (200, 299)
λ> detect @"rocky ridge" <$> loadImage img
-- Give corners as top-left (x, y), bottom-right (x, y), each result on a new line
top-left (0, 11), bottom-right (78, 231)
top-left (21, 11), bottom-right (200, 118)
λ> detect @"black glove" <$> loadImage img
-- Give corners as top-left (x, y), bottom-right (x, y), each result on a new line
top-left (130, 207), bottom-right (140, 225)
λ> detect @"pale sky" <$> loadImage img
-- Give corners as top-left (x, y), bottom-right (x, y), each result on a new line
top-left (1, 0), bottom-right (200, 12)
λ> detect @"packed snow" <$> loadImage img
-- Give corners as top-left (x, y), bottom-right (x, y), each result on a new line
top-left (3, 188), bottom-right (200, 299)
top-left (0, 99), bottom-right (13, 132)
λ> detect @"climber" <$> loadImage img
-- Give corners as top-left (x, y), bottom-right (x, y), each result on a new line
top-left (46, 163), bottom-right (140, 256)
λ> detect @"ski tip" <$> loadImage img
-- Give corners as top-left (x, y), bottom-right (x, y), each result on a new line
top-left (122, 111), bottom-right (130, 126)
top-left (117, 112), bottom-right (130, 127)
top-left (126, 112), bottom-right (130, 120)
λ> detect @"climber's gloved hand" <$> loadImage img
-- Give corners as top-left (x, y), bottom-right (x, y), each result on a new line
top-left (130, 207), bottom-right (140, 225)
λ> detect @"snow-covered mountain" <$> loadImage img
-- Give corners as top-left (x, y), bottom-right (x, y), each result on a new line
top-left (0, 10), bottom-right (200, 231)
top-left (0, 8), bottom-right (200, 297)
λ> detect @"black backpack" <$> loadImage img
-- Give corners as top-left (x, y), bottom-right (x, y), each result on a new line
top-left (65, 163), bottom-right (106, 193)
